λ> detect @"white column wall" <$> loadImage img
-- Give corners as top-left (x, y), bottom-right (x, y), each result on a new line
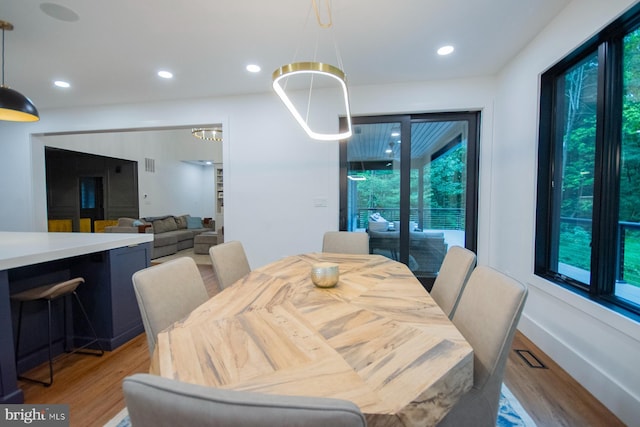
top-left (0, 125), bottom-right (36, 228)
top-left (0, 77), bottom-right (495, 269)
top-left (492, 0), bottom-right (640, 424)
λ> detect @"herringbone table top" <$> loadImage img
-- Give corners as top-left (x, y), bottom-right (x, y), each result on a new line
top-left (151, 253), bottom-right (473, 426)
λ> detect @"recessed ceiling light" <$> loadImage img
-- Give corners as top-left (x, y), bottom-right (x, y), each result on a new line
top-left (54, 80), bottom-right (70, 88)
top-left (157, 70), bottom-right (173, 79)
top-left (246, 64), bottom-right (261, 73)
top-left (437, 45), bottom-right (454, 56)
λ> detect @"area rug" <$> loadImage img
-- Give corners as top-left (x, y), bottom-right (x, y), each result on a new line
top-left (104, 384), bottom-right (536, 426)
top-left (498, 384), bottom-right (537, 426)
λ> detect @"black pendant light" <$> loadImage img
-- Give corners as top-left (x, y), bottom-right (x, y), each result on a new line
top-left (0, 20), bottom-right (39, 122)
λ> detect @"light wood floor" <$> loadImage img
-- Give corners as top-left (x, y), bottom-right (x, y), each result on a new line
top-left (504, 333), bottom-right (625, 427)
top-left (18, 264), bottom-right (626, 427)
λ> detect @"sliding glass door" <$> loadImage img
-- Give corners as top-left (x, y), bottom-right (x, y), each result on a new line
top-left (342, 117), bottom-right (404, 260)
top-left (339, 112), bottom-right (479, 287)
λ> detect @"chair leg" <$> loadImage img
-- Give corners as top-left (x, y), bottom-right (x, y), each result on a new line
top-left (71, 291), bottom-right (104, 356)
top-left (17, 300), bottom-right (53, 387)
top-left (46, 299), bottom-right (54, 386)
top-left (63, 294), bottom-right (69, 353)
top-left (14, 301), bottom-right (23, 362)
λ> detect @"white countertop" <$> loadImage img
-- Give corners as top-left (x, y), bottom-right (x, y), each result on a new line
top-left (0, 232), bottom-right (153, 270)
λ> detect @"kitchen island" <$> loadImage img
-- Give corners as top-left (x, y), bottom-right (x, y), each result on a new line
top-left (0, 231), bottom-right (153, 403)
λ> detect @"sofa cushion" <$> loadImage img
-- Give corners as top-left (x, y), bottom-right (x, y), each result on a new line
top-left (118, 217), bottom-right (138, 227)
top-left (171, 230), bottom-right (194, 242)
top-left (153, 233), bottom-right (178, 247)
top-left (368, 221), bottom-right (388, 232)
top-left (153, 217), bottom-right (178, 233)
top-left (177, 238), bottom-right (193, 251)
top-left (175, 215), bottom-right (189, 229)
top-left (187, 216), bottom-right (203, 229)
top-left (412, 231), bottom-right (445, 239)
top-left (104, 226), bottom-right (138, 233)
top-left (143, 215), bottom-right (172, 222)
top-left (152, 244), bottom-right (178, 259)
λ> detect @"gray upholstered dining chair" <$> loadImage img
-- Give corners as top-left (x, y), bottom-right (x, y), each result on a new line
top-left (429, 246), bottom-right (477, 318)
top-left (123, 373), bottom-right (367, 427)
top-left (131, 257), bottom-right (209, 355)
top-left (322, 231), bottom-right (370, 254)
top-left (209, 240), bottom-right (251, 290)
top-left (437, 265), bottom-right (528, 427)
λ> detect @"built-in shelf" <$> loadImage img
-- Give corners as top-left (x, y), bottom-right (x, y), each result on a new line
top-left (216, 168), bottom-right (223, 213)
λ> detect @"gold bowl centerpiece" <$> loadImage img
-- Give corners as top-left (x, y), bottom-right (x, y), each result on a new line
top-left (310, 262), bottom-right (339, 288)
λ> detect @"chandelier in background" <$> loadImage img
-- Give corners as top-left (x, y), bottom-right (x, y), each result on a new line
top-left (192, 128), bottom-right (222, 142)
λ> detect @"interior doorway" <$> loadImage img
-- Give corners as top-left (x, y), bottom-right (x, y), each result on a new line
top-left (45, 147), bottom-right (139, 232)
top-left (79, 176), bottom-right (105, 232)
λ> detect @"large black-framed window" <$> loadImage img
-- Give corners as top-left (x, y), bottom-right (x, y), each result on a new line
top-left (536, 3), bottom-right (640, 320)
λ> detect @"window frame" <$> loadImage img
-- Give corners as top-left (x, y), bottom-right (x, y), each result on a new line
top-left (339, 112), bottom-right (480, 289)
top-left (536, 3), bottom-right (640, 320)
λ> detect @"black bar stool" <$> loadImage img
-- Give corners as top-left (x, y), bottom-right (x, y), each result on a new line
top-left (11, 277), bottom-right (104, 386)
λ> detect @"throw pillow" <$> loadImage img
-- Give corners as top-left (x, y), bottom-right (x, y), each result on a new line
top-left (369, 212), bottom-right (388, 222)
top-left (119, 218), bottom-right (137, 227)
top-left (187, 216), bottom-right (203, 229)
top-left (175, 215), bottom-right (189, 229)
top-left (153, 217), bottom-right (178, 233)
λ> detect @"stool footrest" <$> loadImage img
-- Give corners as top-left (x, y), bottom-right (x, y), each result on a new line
top-left (17, 341), bottom-right (104, 387)
top-left (18, 375), bottom-right (53, 387)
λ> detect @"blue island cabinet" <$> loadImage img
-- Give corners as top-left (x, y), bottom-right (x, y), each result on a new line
top-left (73, 244), bottom-right (151, 350)
top-left (0, 241), bottom-right (152, 403)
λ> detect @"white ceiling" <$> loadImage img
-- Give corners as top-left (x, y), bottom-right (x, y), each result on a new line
top-left (0, 0), bottom-right (570, 111)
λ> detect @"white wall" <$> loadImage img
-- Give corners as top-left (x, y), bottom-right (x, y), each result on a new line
top-left (0, 77), bottom-right (496, 265)
top-left (0, 1), bottom-right (638, 423)
top-left (225, 77), bottom-right (497, 267)
top-left (492, 0), bottom-right (640, 424)
top-left (37, 129), bottom-right (220, 219)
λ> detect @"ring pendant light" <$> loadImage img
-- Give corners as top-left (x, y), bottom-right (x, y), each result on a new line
top-left (272, 0), bottom-right (352, 141)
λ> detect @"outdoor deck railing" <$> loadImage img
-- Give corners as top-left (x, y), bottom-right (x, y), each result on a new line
top-left (354, 208), bottom-right (464, 230)
top-left (559, 216), bottom-right (640, 282)
top-left (354, 210), bottom-right (640, 283)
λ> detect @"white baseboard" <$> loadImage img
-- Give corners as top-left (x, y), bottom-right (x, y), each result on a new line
top-left (518, 313), bottom-right (639, 426)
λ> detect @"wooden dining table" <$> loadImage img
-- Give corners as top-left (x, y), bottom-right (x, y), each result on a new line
top-left (150, 253), bottom-right (473, 426)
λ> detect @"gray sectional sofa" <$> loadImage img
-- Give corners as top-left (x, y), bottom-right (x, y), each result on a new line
top-left (105, 215), bottom-right (214, 259)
